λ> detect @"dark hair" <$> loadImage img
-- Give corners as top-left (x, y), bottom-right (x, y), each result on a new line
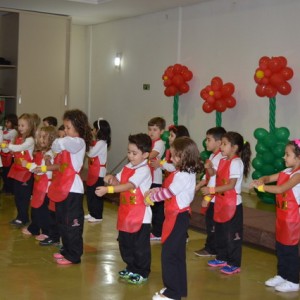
top-left (223, 131), bottom-right (251, 178)
top-left (63, 109), bottom-right (93, 152)
top-left (169, 125), bottom-right (190, 138)
top-left (5, 113), bottom-right (18, 129)
top-left (288, 140), bottom-right (300, 157)
top-left (171, 137), bottom-right (204, 173)
top-left (58, 124), bottom-right (65, 131)
top-left (128, 133), bottom-right (152, 153)
top-left (43, 116), bottom-right (58, 127)
top-left (206, 126), bottom-right (226, 141)
top-left (93, 119), bottom-right (111, 147)
top-left (148, 117), bottom-right (166, 130)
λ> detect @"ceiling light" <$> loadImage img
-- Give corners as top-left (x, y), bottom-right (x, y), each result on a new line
top-left (65, 0), bottom-right (111, 5)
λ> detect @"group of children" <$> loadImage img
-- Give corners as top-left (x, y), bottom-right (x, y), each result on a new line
top-left (1, 111), bottom-right (299, 298)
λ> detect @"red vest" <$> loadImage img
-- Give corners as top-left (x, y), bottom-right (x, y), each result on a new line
top-left (117, 165), bottom-right (148, 233)
top-left (8, 137), bottom-right (32, 182)
top-left (0, 130), bottom-right (13, 167)
top-left (214, 157), bottom-right (238, 223)
top-left (31, 151), bottom-right (49, 208)
top-left (161, 171), bottom-right (190, 243)
top-left (86, 156), bottom-right (106, 186)
top-left (48, 150), bottom-right (77, 202)
top-left (275, 169), bottom-right (300, 245)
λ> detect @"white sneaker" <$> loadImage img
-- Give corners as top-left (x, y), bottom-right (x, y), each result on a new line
top-left (265, 275), bottom-right (285, 287)
top-left (84, 214), bottom-right (91, 220)
top-left (88, 217), bottom-right (103, 223)
top-left (152, 292), bottom-right (174, 300)
top-left (275, 281), bottom-right (299, 293)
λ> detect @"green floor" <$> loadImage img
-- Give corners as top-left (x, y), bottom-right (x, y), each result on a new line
top-left (0, 193), bottom-right (298, 300)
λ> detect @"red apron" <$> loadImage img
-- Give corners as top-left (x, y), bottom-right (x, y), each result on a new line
top-left (8, 137), bottom-right (32, 182)
top-left (0, 130), bottom-right (13, 167)
top-left (48, 150), bottom-right (77, 202)
top-left (117, 165), bottom-right (148, 233)
top-left (161, 171), bottom-right (190, 243)
top-left (86, 156), bottom-right (106, 186)
top-left (31, 151), bottom-right (49, 208)
top-left (275, 169), bottom-right (300, 245)
top-left (213, 156), bottom-right (238, 223)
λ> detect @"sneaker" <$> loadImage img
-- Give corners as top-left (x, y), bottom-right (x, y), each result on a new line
top-left (194, 248), bottom-right (216, 257)
top-left (265, 275), bottom-right (285, 287)
top-left (35, 234), bottom-right (49, 241)
top-left (207, 259), bottom-right (227, 267)
top-left (220, 265), bottom-right (241, 275)
top-left (150, 233), bottom-right (161, 241)
top-left (275, 281), bottom-right (299, 293)
top-left (152, 293), bottom-right (174, 300)
top-left (84, 214), bottom-right (92, 220)
top-left (9, 219), bottom-right (23, 227)
top-left (127, 273), bottom-right (147, 284)
top-left (88, 217), bottom-right (103, 223)
top-left (39, 238), bottom-right (60, 246)
top-left (118, 269), bottom-right (133, 279)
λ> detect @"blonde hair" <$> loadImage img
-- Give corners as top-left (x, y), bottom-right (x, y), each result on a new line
top-left (35, 126), bottom-right (57, 151)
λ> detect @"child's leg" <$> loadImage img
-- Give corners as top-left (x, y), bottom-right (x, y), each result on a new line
top-left (86, 177), bottom-right (104, 219)
top-left (161, 212), bottom-right (189, 299)
top-left (118, 231), bottom-right (135, 272)
top-left (26, 207), bottom-right (41, 235)
top-left (214, 221), bottom-right (229, 262)
top-left (37, 197), bottom-right (51, 236)
top-left (150, 183), bottom-right (164, 238)
top-left (2, 165), bottom-right (14, 193)
top-left (204, 202), bottom-right (216, 254)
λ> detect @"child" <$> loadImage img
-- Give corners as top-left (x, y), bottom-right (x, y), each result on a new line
top-left (85, 118), bottom-right (111, 222)
top-left (4, 113), bottom-right (36, 226)
top-left (148, 117), bottom-right (166, 241)
top-left (95, 133), bottom-right (152, 284)
top-left (48, 109), bottom-right (92, 265)
top-left (0, 113), bottom-right (18, 194)
top-left (57, 125), bottom-right (65, 138)
top-left (21, 126), bottom-right (57, 241)
top-left (146, 137), bottom-right (203, 300)
top-left (194, 126), bottom-right (226, 257)
top-left (43, 116), bottom-right (58, 127)
top-left (251, 140), bottom-right (300, 293)
top-left (201, 132), bottom-right (251, 275)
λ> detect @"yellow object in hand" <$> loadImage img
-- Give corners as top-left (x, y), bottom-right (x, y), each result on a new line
top-left (203, 195), bottom-right (212, 202)
top-left (145, 196), bottom-right (154, 206)
top-left (1, 142), bottom-right (7, 148)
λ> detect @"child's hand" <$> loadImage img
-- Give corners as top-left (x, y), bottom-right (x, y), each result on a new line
top-left (200, 186), bottom-right (210, 195)
top-left (149, 159), bottom-right (160, 170)
top-left (21, 160), bottom-right (28, 168)
top-left (32, 167), bottom-right (41, 174)
top-left (1, 142), bottom-right (8, 149)
top-left (250, 179), bottom-right (263, 189)
top-left (104, 174), bottom-right (114, 185)
top-left (95, 186), bottom-right (107, 197)
top-left (204, 159), bottom-right (213, 169)
top-left (201, 198), bottom-right (209, 208)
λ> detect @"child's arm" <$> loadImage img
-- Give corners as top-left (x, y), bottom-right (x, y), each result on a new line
top-left (149, 149), bottom-right (159, 160)
top-left (204, 159), bottom-right (215, 177)
top-left (195, 179), bottom-right (207, 192)
top-left (144, 187), bottom-right (173, 206)
top-left (201, 178), bottom-right (238, 195)
top-left (104, 174), bottom-right (119, 186)
top-left (95, 182), bottom-right (135, 197)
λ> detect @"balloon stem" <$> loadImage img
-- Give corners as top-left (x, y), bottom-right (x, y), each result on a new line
top-left (269, 97), bottom-right (276, 133)
top-left (173, 94), bottom-right (179, 126)
top-left (216, 111), bottom-right (222, 127)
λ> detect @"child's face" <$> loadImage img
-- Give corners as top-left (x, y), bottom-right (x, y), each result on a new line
top-left (63, 120), bottom-right (79, 138)
top-left (18, 118), bottom-right (30, 136)
top-left (5, 120), bottom-right (12, 129)
top-left (43, 121), bottom-right (50, 127)
top-left (38, 131), bottom-right (49, 149)
top-left (148, 125), bottom-right (164, 141)
top-left (206, 134), bottom-right (221, 153)
top-left (220, 137), bottom-right (237, 158)
top-left (284, 145), bottom-right (300, 168)
top-left (169, 131), bottom-right (176, 146)
top-left (127, 143), bottom-right (148, 166)
top-left (170, 147), bottom-right (180, 167)
top-left (58, 130), bottom-right (66, 138)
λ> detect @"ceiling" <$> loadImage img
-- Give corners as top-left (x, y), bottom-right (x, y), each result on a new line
top-left (0, 0), bottom-right (208, 25)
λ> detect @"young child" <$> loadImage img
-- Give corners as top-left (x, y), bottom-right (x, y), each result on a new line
top-left (4, 113), bottom-right (36, 226)
top-left (0, 113), bottom-right (18, 194)
top-left (43, 116), bottom-right (58, 127)
top-left (148, 117), bottom-right (166, 241)
top-left (201, 132), bottom-right (251, 275)
top-left (57, 125), bottom-right (65, 138)
top-left (95, 133), bottom-right (152, 284)
top-left (48, 109), bottom-right (92, 265)
top-left (194, 126), bottom-right (226, 257)
top-left (85, 118), bottom-right (111, 222)
top-left (251, 140), bottom-right (300, 293)
top-left (146, 137), bottom-right (203, 300)
top-left (21, 126), bottom-right (57, 241)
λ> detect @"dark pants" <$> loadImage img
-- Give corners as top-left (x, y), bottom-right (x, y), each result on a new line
top-left (13, 176), bottom-right (33, 224)
top-left (215, 204), bottom-right (243, 267)
top-left (86, 177), bottom-right (104, 219)
top-left (49, 210), bottom-right (60, 242)
top-left (162, 212), bottom-right (189, 300)
top-left (118, 224), bottom-right (151, 278)
top-left (276, 241), bottom-right (300, 284)
top-left (150, 183), bottom-right (164, 237)
top-left (56, 192), bottom-right (84, 263)
top-left (1, 164), bottom-right (14, 193)
top-left (204, 202), bottom-right (216, 254)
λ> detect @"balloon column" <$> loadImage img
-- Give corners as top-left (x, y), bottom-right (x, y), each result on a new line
top-left (162, 64), bottom-right (193, 125)
top-left (252, 56), bottom-right (293, 203)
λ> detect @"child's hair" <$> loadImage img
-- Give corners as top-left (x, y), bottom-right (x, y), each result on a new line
top-left (148, 117), bottom-right (166, 130)
top-left (31, 113), bottom-right (41, 129)
top-left (128, 133), bottom-right (152, 153)
top-left (171, 136), bottom-right (204, 173)
top-left (18, 113), bottom-right (36, 138)
top-left (93, 119), bottom-right (111, 147)
top-left (223, 131), bottom-right (251, 178)
top-left (288, 140), bottom-right (300, 157)
top-left (63, 109), bottom-right (93, 152)
top-left (58, 124), bottom-right (65, 131)
top-left (43, 116), bottom-right (58, 127)
top-left (36, 126), bottom-right (57, 151)
top-left (168, 125), bottom-right (190, 138)
top-left (4, 113), bottom-right (18, 129)
top-left (206, 126), bottom-right (226, 141)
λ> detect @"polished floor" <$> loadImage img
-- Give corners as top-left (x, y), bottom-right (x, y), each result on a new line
top-left (0, 193), bottom-right (299, 300)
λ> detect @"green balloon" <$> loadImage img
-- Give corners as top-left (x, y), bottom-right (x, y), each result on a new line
top-left (252, 157), bottom-right (264, 170)
top-left (262, 151), bottom-right (275, 164)
top-left (274, 158), bottom-right (286, 171)
top-left (200, 150), bottom-right (210, 162)
top-left (263, 133), bottom-right (277, 148)
top-left (202, 138), bottom-right (207, 149)
top-left (161, 131), bottom-right (170, 149)
top-left (252, 170), bottom-right (263, 180)
top-left (254, 128), bottom-right (269, 141)
top-left (272, 143), bottom-right (286, 158)
top-left (275, 127), bottom-right (290, 142)
top-left (255, 142), bottom-right (268, 154)
top-left (261, 164), bottom-right (275, 175)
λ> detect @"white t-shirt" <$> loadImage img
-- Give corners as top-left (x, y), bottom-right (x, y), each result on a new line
top-left (152, 139), bottom-right (165, 184)
top-left (116, 160), bottom-right (152, 223)
top-left (87, 140), bottom-right (107, 177)
top-left (283, 168), bottom-right (300, 205)
top-left (228, 157), bottom-right (244, 205)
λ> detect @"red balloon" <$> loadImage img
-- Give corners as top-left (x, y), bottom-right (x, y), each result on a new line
top-left (172, 74), bottom-right (184, 87)
top-left (215, 100), bottom-right (226, 112)
top-left (254, 74), bottom-right (263, 84)
top-left (164, 88), bottom-right (171, 97)
top-left (182, 70), bottom-right (193, 81)
top-left (205, 85), bottom-right (212, 92)
top-left (277, 82), bottom-right (291, 95)
top-left (277, 56), bottom-right (287, 68)
top-left (163, 78), bottom-right (172, 87)
top-left (265, 85), bottom-right (277, 98)
top-left (281, 67), bottom-right (293, 80)
top-left (211, 77), bottom-right (223, 91)
top-left (264, 69), bottom-right (272, 77)
top-left (225, 96), bottom-right (236, 108)
top-left (167, 85), bottom-right (178, 96)
top-left (200, 89), bottom-right (208, 100)
top-left (214, 91), bottom-right (222, 99)
top-left (221, 83), bottom-right (235, 97)
top-left (202, 102), bottom-right (214, 113)
top-left (259, 56), bottom-right (270, 69)
top-left (173, 64), bottom-right (183, 74)
top-left (261, 78), bottom-right (269, 85)
top-left (179, 82), bottom-right (189, 94)
top-left (270, 73), bottom-right (284, 87)
top-left (268, 57), bottom-right (282, 73)
top-left (256, 84), bottom-right (267, 97)
top-left (165, 69), bottom-right (174, 79)
top-left (206, 96), bottom-right (216, 104)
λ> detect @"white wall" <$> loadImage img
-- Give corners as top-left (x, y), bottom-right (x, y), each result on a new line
top-left (86, 0), bottom-right (300, 186)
